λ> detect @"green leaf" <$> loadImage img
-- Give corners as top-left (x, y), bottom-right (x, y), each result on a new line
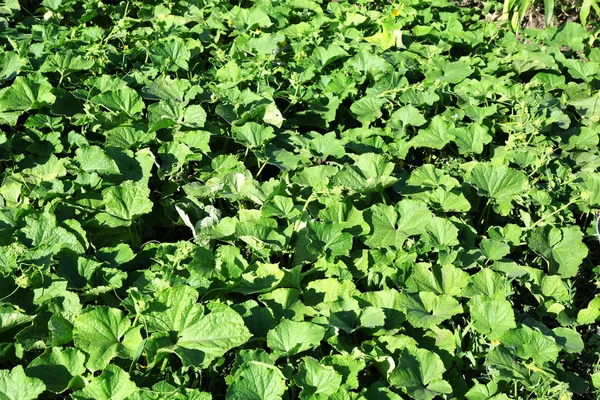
top-left (423, 216), bottom-right (459, 248)
top-left (592, 371), bottom-right (600, 390)
top-left (399, 292), bottom-right (463, 330)
top-left (479, 239), bottom-right (510, 261)
top-left (143, 286), bottom-right (251, 368)
top-left (0, 75), bottom-right (56, 111)
top-left (388, 105), bottom-right (427, 130)
top-left (500, 325), bottom-right (560, 365)
top-left (551, 22), bottom-right (588, 52)
top-left (294, 357), bottom-right (342, 400)
top-left (323, 354), bottom-right (366, 390)
top-left (527, 226), bottom-right (588, 278)
top-left (311, 44), bottom-right (349, 69)
top-left (232, 122), bottom-right (275, 149)
top-left (306, 221), bottom-right (353, 257)
top-left (39, 51), bottom-right (94, 73)
top-left (405, 263), bottom-right (469, 296)
top-left (580, 0), bottom-right (599, 26)
top-left (21, 212), bottom-right (86, 253)
top-left (25, 347), bottom-right (86, 393)
top-left (318, 199), bottom-right (369, 236)
top-left (150, 38), bottom-right (191, 71)
top-left (577, 295), bottom-right (600, 324)
top-left (148, 101), bottom-right (207, 132)
top-left (484, 346), bottom-right (530, 383)
top-left (230, 6), bottom-right (273, 31)
top-left (465, 163), bottom-right (528, 215)
top-left (100, 181), bottom-right (153, 226)
top-left (409, 116), bottom-right (455, 149)
top-left (452, 125), bottom-right (492, 155)
top-left (158, 142), bottom-right (192, 177)
top-left (91, 87), bottom-right (144, 115)
top-left (308, 132), bottom-right (345, 159)
top-left (75, 145), bottom-right (119, 174)
top-left (332, 153), bottom-right (397, 194)
top-left (464, 269), bottom-right (511, 297)
top-left (71, 365), bottom-right (138, 400)
top-left (569, 94), bottom-right (600, 120)
top-left (262, 195), bottom-right (300, 219)
top-left (103, 125), bottom-right (154, 149)
top-left (350, 96), bottom-right (387, 127)
top-left (0, 306), bottom-right (34, 334)
top-left (564, 59), bottom-right (599, 82)
top-left (0, 365), bottom-right (45, 400)
top-left (263, 102), bottom-right (284, 128)
top-left (233, 262), bottom-right (285, 294)
top-left (468, 295), bottom-right (516, 340)
top-left (143, 75), bottom-right (192, 102)
top-left (267, 319), bottom-right (326, 357)
top-left (227, 361), bottom-right (287, 400)
top-left (364, 200), bottom-right (433, 249)
top-left (0, 52), bottom-right (24, 81)
top-left (73, 306), bottom-right (142, 372)
top-left (389, 346), bottom-right (452, 400)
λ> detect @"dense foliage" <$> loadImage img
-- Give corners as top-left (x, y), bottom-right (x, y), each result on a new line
top-left (1, 0), bottom-right (600, 399)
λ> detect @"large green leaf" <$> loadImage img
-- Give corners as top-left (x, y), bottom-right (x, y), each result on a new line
top-left (294, 357), bottom-right (342, 400)
top-left (149, 37), bottom-right (191, 71)
top-left (468, 295), bottom-right (516, 340)
top-left (399, 292), bottom-right (463, 330)
top-left (71, 365), bottom-right (138, 400)
top-left (364, 200), bottom-right (433, 249)
top-left (0, 75), bottom-right (55, 111)
top-left (143, 286), bottom-right (251, 368)
top-left (527, 226), bottom-right (588, 278)
top-left (500, 325), bottom-right (560, 365)
top-left (25, 347), bottom-right (86, 393)
top-left (389, 346), bottom-right (452, 400)
top-left (332, 153), bottom-right (397, 193)
top-left (409, 116), bottom-right (455, 149)
top-left (227, 361), bottom-right (287, 400)
top-left (0, 52), bottom-right (24, 81)
top-left (73, 306), bottom-right (143, 372)
top-left (91, 87), bottom-right (144, 115)
top-left (98, 181), bottom-right (154, 227)
top-left (232, 122), bottom-right (275, 149)
top-left (465, 163), bottom-right (528, 215)
top-left (267, 319), bottom-right (326, 357)
top-left (0, 366), bottom-right (45, 400)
